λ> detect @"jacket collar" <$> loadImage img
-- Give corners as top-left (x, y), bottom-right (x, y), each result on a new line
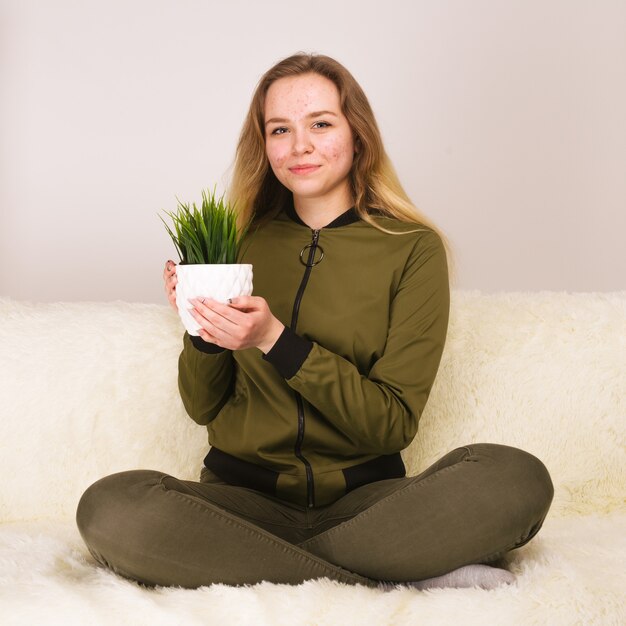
top-left (284, 196), bottom-right (360, 228)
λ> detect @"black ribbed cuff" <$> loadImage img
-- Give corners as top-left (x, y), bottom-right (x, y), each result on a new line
top-left (262, 326), bottom-right (313, 378)
top-left (189, 333), bottom-right (227, 354)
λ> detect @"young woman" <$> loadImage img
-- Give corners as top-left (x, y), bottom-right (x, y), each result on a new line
top-left (76, 52), bottom-right (554, 591)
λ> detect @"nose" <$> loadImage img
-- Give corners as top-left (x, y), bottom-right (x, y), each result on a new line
top-left (291, 128), bottom-right (313, 155)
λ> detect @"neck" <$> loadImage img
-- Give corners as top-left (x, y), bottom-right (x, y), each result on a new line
top-left (293, 194), bottom-right (355, 230)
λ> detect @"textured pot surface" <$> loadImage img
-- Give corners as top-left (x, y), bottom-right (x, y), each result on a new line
top-left (176, 264), bottom-right (253, 336)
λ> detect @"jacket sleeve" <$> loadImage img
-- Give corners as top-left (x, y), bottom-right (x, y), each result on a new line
top-left (177, 331), bottom-right (235, 426)
top-left (261, 230), bottom-right (450, 455)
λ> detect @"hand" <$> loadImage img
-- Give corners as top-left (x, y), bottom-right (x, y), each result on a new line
top-left (188, 295), bottom-right (285, 353)
top-left (163, 260), bottom-right (178, 312)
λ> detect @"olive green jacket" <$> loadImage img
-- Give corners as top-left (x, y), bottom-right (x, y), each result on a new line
top-left (177, 198), bottom-right (450, 508)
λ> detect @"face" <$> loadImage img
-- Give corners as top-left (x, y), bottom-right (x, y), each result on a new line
top-left (263, 73), bottom-right (356, 207)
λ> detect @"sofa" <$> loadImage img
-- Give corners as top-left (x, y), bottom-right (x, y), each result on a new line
top-left (0, 291), bottom-right (624, 626)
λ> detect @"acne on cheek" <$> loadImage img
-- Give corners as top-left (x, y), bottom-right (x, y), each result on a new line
top-left (273, 154), bottom-right (289, 168)
top-left (266, 142), bottom-right (287, 168)
top-left (329, 143), bottom-right (350, 161)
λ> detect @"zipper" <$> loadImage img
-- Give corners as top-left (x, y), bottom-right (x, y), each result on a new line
top-left (291, 227), bottom-right (321, 508)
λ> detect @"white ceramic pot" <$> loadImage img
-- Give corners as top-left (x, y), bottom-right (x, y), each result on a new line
top-left (175, 264), bottom-right (253, 336)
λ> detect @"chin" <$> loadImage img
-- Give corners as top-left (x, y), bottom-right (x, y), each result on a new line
top-left (286, 182), bottom-right (325, 195)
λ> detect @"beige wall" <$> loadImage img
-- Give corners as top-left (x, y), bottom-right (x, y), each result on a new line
top-left (1, 0), bottom-right (624, 304)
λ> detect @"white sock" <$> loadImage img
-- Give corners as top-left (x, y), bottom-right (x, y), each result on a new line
top-left (377, 564), bottom-right (516, 591)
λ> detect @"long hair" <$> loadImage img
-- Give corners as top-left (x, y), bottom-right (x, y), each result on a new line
top-left (225, 51), bottom-right (457, 285)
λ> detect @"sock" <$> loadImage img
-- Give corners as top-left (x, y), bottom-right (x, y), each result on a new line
top-left (377, 564), bottom-right (516, 592)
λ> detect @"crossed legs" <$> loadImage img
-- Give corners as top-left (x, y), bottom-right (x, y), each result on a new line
top-left (75, 443), bottom-right (554, 589)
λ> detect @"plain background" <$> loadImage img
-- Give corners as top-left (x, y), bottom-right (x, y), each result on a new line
top-left (1, 0), bottom-right (624, 304)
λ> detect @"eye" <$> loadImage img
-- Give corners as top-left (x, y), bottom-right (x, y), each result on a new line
top-left (269, 121), bottom-right (330, 136)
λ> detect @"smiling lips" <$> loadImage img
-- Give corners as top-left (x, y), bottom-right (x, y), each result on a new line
top-left (289, 165), bottom-right (320, 175)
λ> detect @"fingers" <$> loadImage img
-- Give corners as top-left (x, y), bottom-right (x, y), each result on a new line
top-left (163, 260), bottom-right (177, 286)
top-left (188, 297), bottom-right (243, 334)
top-left (189, 296), bottom-right (267, 350)
top-left (164, 260), bottom-right (178, 311)
top-left (197, 328), bottom-right (219, 344)
top-left (219, 295), bottom-right (258, 310)
top-left (189, 298), bottom-right (253, 347)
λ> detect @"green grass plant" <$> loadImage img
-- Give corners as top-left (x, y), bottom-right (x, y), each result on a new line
top-left (159, 185), bottom-right (254, 264)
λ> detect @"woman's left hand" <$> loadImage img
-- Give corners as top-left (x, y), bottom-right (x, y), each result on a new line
top-left (187, 295), bottom-right (285, 354)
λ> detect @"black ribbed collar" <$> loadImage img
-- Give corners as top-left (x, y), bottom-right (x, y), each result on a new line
top-left (284, 196), bottom-right (360, 228)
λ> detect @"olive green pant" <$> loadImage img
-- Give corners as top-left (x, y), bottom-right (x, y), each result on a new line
top-left (75, 442), bottom-right (554, 589)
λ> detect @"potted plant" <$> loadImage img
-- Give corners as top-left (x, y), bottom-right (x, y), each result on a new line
top-left (159, 185), bottom-right (254, 336)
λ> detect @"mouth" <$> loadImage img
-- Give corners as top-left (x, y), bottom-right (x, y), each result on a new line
top-left (289, 165), bottom-right (320, 175)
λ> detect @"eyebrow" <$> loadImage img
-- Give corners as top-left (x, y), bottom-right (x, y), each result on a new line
top-left (264, 110), bottom-right (338, 126)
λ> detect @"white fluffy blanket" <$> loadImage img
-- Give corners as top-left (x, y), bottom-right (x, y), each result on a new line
top-left (0, 291), bottom-right (624, 625)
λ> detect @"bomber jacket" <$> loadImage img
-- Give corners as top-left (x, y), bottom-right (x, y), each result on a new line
top-left (177, 196), bottom-right (450, 508)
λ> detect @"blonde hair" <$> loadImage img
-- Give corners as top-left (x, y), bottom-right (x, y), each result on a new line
top-left (225, 51), bottom-right (457, 286)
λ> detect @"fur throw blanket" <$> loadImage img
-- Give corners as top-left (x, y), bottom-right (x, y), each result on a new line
top-left (0, 291), bottom-right (624, 625)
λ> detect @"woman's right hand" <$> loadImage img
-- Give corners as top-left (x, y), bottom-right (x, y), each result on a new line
top-left (163, 259), bottom-right (178, 312)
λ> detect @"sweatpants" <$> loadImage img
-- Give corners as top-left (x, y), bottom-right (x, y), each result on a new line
top-left (75, 442), bottom-right (554, 589)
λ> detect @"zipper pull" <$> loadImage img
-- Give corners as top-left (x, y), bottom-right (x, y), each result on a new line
top-left (299, 229), bottom-right (324, 266)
